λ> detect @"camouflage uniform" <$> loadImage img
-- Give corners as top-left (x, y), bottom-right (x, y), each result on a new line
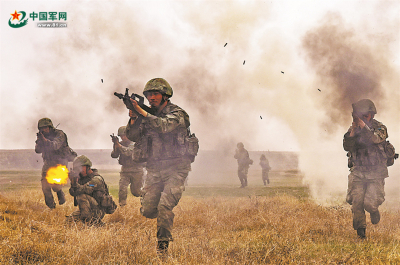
top-left (35, 119), bottom-right (69, 209)
top-left (68, 169), bottom-right (107, 224)
top-left (234, 144), bottom-right (252, 187)
top-left (343, 102), bottom-right (389, 235)
top-left (259, 155), bottom-right (271, 185)
top-left (126, 101), bottom-right (192, 242)
top-left (111, 139), bottom-right (144, 206)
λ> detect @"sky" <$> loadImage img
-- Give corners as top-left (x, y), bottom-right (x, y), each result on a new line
top-left (1, 0), bottom-right (399, 201)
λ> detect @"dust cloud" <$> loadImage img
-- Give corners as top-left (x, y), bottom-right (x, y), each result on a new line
top-left (1, 1), bottom-right (399, 202)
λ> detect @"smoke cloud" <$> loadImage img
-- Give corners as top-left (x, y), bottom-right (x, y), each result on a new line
top-left (1, 1), bottom-right (399, 202)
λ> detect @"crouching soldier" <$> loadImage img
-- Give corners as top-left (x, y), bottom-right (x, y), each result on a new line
top-left (66, 155), bottom-right (117, 226)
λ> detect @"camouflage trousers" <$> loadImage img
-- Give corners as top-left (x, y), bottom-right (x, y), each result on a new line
top-left (119, 169), bottom-right (144, 205)
top-left (68, 194), bottom-right (105, 224)
top-left (237, 166), bottom-right (249, 187)
top-left (41, 160), bottom-right (67, 209)
top-left (262, 169), bottom-right (270, 185)
top-left (346, 166), bottom-right (387, 230)
top-left (141, 158), bottom-right (191, 241)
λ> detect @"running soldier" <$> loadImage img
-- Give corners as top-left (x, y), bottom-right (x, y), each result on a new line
top-left (35, 118), bottom-right (75, 209)
top-left (125, 78), bottom-right (198, 257)
top-left (234, 142), bottom-right (253, 188)
top-left (343, 99), bottom-right (390, 239)
top-left (259, 154), bottom-right (271, 185)
top-left (111, 126), bottom-right (145, 207)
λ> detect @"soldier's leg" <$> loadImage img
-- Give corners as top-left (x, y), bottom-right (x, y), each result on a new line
top-left (350, 180), bottom-right (367, 231)
top-left (364, 178), bottom-right (385, 224)
top-left (238, 168), bottom-right (245, 187)
top-left (140, 169), bottom-right (164, 219)
top-left (119, 172), bottom-right (130, 206)
top-left (243, 167), bottom-right (248, 187)
top-left (41, 172), bottom-right (56, 209)
top-left (130, 169), bottom-right (144, 197)
top-left (51, 184), bottom-right (66, 205)
top-left (156, 162), bottom-right (190, 242)
top-left (346, 173), bottom-right (354, 205)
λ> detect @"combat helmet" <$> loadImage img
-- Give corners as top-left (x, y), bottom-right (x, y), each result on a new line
top-left (73, 155), bottom-right (92, 170)
top-left (38, 118), bottom-right (54, 129)
top-left (118, 126), bottom-right (126, 136)
top-left (143, 78), bottom-right (173, 97)
top-left (237, 142), bottom-right (244, 148)
top-left (352, 99), bottom-right (377, 115)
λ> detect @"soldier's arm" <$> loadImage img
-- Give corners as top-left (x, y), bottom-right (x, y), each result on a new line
top-left (69, 177), bottom-right (103, 196)
top-left (343, 128), bottom-right (356, 151)
top-left (360, 124), bottom-right (387, 144)
top-left (117, 142), bottom-right (135, 156)
top-left (111, 146), bottom-right (120, 158)
top-left (126, 120), bottom-right (143, 142)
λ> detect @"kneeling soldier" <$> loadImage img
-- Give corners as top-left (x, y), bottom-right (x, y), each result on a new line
top-left (67, 155), bottom-right (112, 226)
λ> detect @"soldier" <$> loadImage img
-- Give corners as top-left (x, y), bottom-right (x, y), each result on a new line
top-left (111, 126), bottom-right (145, 207)
top-left (67, 155), bottom-right (115, 226)
top-left (35, 118), bottom-right (72, 209)
top-left (234, 142), bottom-right (253, 188)
top-left (343, 99), bottom-right (389, 239)
top-left (125, 78), bottom-right (198, 257)
top-left (259, 154), bottom-right (271, 185)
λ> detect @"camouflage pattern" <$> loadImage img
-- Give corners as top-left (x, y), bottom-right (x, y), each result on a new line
top-left (38, 117), bottom-right (54, 129)
top-left (234, 146), bottom-right (251, 187)
top-left (126, 101), bottom-right (192, 242)
top-left (68, 169), bottom-right (107, 224)
top-left (111, 140), bottom-right (145, 205)
top-left (73, 155), bottom-right (92, 169)
top-left (35, 127), bottom-right (69, 209)
top-left (143, 78), bottom-right (173, 97)
top-left (343, 118), bottom-right (388, 230)
top-left (259, 155), bottom-right (271, 185)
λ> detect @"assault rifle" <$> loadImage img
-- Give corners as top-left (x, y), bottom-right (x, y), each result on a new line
top-left (114, 88), bottom-right (153, 114)
top-left (110, 133), bottom-right (119, 144)
top-left (114, 88), bottom-right (154, 128)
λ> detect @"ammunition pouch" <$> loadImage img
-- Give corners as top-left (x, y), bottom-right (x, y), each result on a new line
top-left (383, 140), bottom-right (398, 167)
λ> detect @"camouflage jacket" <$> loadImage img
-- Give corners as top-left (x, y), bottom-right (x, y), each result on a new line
top-left (35, 128), bottom-right (69, 163)
top-left (126, 101), bottom-right (190, 162)
top-left (69, 169), bottom-right (107, 204)
top-left (234, 148), bottom-right (251, 167)
top-left (343, 119), bottom-right (388, 169)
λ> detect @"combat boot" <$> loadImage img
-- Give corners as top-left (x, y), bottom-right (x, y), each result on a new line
top-left (157, 240), bottom-right (169, 259)
top-left (370, 210), bottom-right (380, 225)
top-left (357, 228), bottom-right (366, 239)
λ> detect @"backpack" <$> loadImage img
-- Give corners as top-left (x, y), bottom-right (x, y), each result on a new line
top-left (383, 140), bottom-right (399, 167)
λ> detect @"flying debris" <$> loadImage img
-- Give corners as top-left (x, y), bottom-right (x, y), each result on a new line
top-left (281, 71), bottom-right (284, 74)
top-left (318, 89), bottom-right (321, 92)
top-left (224, 43), bottom-right (227, 47)
top-left (243, 60), bottom-right (245, 65)
top-left (260, 116), bottom-right (262, 119)
top-left (101, 79), bottom-right (103, 83)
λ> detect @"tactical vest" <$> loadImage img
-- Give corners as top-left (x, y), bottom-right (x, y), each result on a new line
top-left (348, 120), bottom-right (387, 167)
top-left (133, 103), bottom-right (199, 162)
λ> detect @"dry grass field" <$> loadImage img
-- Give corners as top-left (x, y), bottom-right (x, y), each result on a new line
top-left (0, 169), bottom-right (399, 264)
